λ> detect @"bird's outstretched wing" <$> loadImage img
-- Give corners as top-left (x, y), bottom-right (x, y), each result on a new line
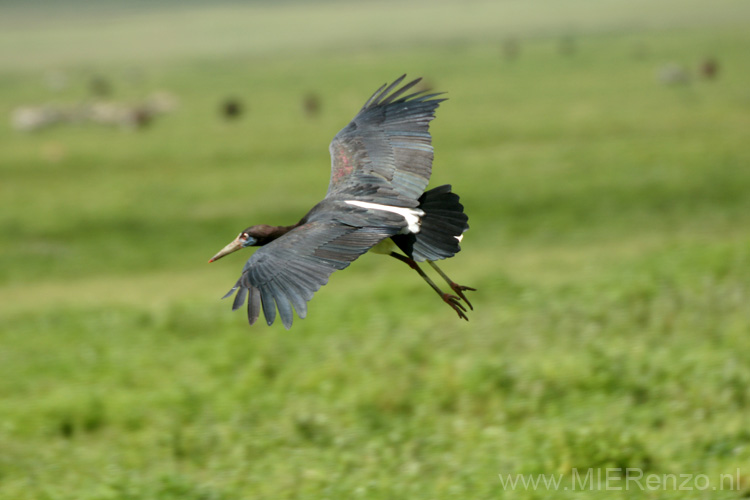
top-left (326, 75), bottom-right (446, 207)
top-left (224, 204), bottom-right (405, 329)
top-left (225, 76), bottom-right (445, 328)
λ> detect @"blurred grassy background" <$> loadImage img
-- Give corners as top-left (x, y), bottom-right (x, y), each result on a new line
top-left (2, 0), bottom-right (750, 498)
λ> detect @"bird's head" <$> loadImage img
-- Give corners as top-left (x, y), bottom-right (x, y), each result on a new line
top-left (208, 225), bottom-right (277, 263)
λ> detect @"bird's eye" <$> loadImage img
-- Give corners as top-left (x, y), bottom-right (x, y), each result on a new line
top-left (241, 232), bottom-right (250, 240)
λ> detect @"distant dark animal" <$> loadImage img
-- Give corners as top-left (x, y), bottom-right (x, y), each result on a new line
top-left (414, 79), bottom-right (435, 94)
top-left (699, 58), bottom-right (719, 80)
top-left (559, 36), bottom-right (576, 56)
top-left (89, 76), bottom-right (112, 97)
top-left (209, 75), bottom-right (474, 329)
top-left (128, 105), bottom-right (153, 129)
top-left (502, 38), bottom-right (520, 60)
top-left (221, 98), bottom-right (243, 119)
top-left (302, 92), bottom-right (320, 117)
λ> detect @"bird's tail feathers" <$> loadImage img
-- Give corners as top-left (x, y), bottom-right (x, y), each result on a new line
top-left (393, 184), bottom-right (468, 262)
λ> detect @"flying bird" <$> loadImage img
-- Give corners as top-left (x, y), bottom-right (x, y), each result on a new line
top-left (209, 75), bottom-right (474, 328)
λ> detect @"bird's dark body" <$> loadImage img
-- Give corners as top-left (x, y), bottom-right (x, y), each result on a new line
top-left (211, 75), bottom-right (473, 328)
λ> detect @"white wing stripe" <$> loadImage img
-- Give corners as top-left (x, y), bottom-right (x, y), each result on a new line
top-left (345, 200), bottom-right (424, 233)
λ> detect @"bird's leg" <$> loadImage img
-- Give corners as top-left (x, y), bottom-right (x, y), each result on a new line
top-left (427, 261), bottom-right (476, 310)
top-left (389, 252), bottom-right (468, 321)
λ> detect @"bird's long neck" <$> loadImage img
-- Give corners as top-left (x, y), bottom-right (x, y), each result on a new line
top-left (263, 223), bottom-right (298, 243)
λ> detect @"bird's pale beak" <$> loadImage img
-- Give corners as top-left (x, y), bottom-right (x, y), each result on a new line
top-left (208, 235), bottom-right (244, 263)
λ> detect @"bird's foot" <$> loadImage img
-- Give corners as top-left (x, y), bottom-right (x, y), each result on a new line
top-left (442, 293), bottom-right (469, 321)
top-left (449, 283), bottom-right (476, 310)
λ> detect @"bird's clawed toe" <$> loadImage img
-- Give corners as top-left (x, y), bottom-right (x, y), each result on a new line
top-left (450, 283), bottom-right (476, 310)
top-left (441, 284), bottom-right (475, 320)
top-left (442, 293), bottom-right (469, 321)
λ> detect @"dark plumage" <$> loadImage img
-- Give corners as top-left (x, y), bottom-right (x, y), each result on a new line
top-left (209, 75), bottom-right (474, 328)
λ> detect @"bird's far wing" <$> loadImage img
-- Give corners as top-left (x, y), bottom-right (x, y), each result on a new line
top-left (326, 75), bottom-right (446, 207)
top-left (223, 211), bottom-right (402, 329)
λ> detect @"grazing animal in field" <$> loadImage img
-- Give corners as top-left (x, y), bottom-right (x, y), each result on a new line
top-left (87, 92), bottom-right (177, 130)
top-left (302, 92), bottom-right (321, 117)
top-left (209, 75), bottom-right (474, 329)
top-left (699, 58), bottom-right (719, 80)
top-left (12, 92), bottom-right (178, 132)
top-left (221, 98), bottom-right (244, 120)
top-left (502, 38), bottom-right (520, 60)
top-left (559, 35), bottom-right (576, 56)
top-left (658, 63), bottom-right (691, 85)
top-left (89, 75), bottom-right (113, 97)
top-left (11, 105), bottom-right (65, 132)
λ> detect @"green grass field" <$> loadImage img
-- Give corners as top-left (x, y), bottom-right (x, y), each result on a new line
top-left (2, 0), bottom-right (750, 498)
